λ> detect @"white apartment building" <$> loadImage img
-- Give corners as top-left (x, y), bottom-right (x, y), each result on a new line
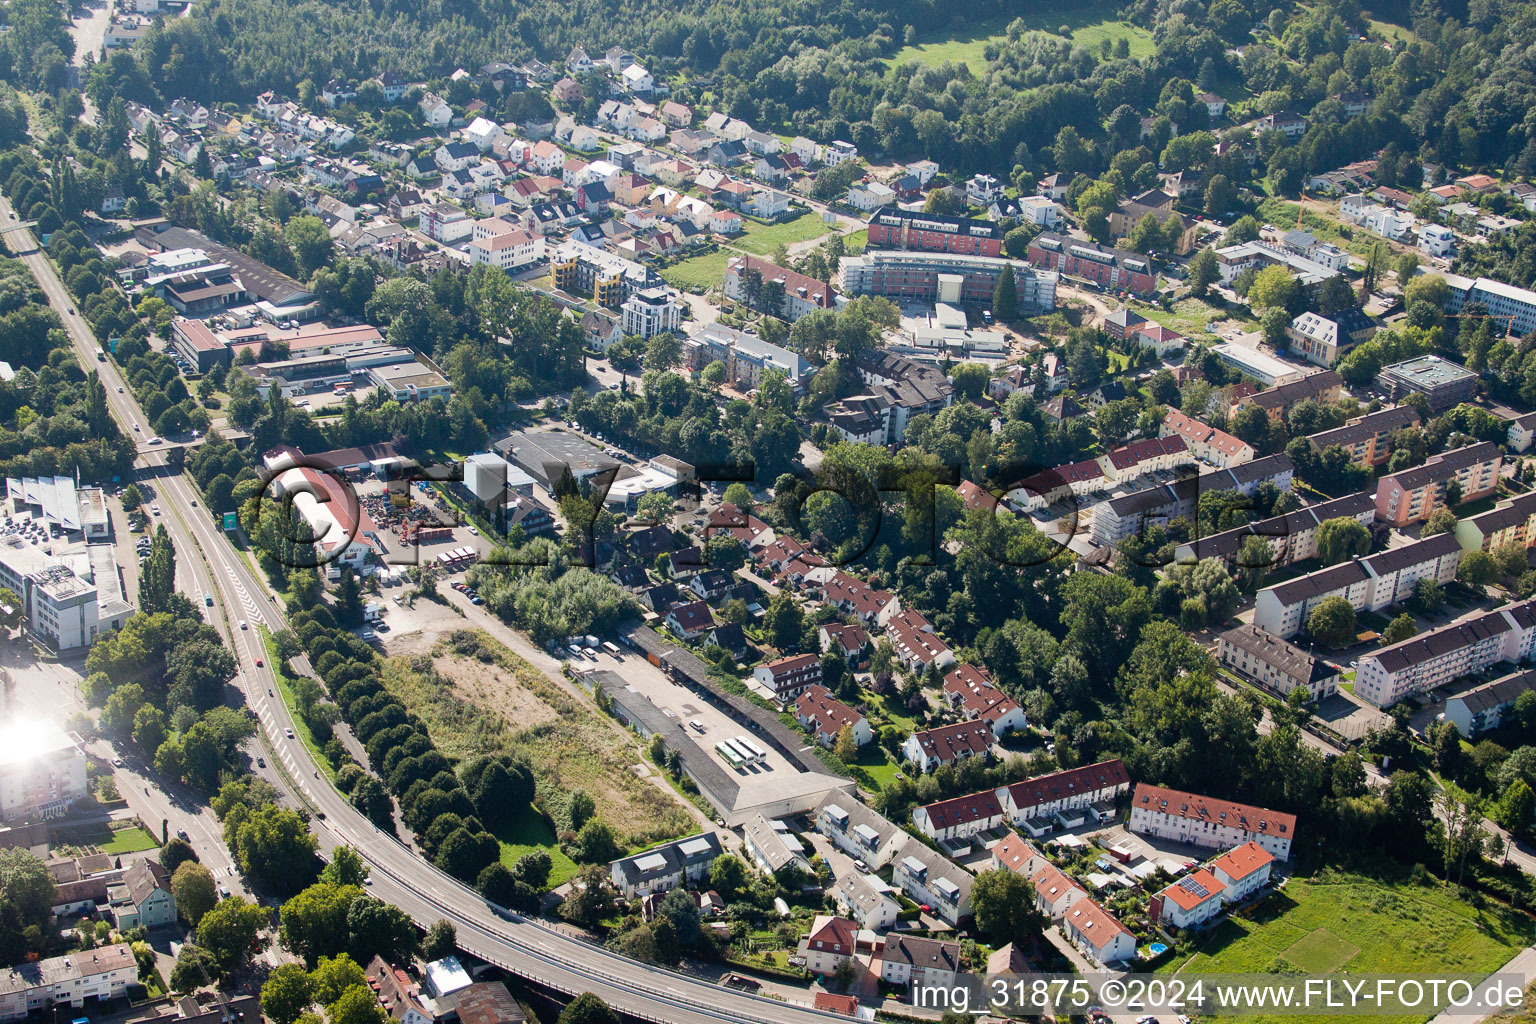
top-left (0, 536), bottom-right (131, 652)
top-left (830, 871), bottom-right (898, 931)
top-left (1128, 783), bottom-right (1296, 861)
top-left (466, 228), bottom-right (545, 271)
top-left (0, 944), bottom-right (137, 1022)
top-left (1354, 598), bottom-right (1536, 707)
top-left (891, 846), bottom-right (973, 926)
top-left (815, 796), bottom-right (909, 868)
top-left (1251, 531), bottom-right (1463, 638)
top-left (0, 719), bottom-right (88, 821)
top-left (1444, 273), bottom-right (1536, 337)
top-left (994, 759), bottom-right (1131, 825)
top-left (620, 287), bottom-right (683, 339)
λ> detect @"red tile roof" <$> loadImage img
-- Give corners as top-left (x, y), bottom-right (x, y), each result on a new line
top-left (1132, 783), bottom-right (1296, 838)
top-left (918, 789), bottom-right (1003, 830)
top-left (793, 684), bottom-right (866, 739)
top-left (1209, 840), bottom-right (1274, 881)
top-left (1002, 760), bottom-right (1130, 813)
top-left (909, 720), bottom-right (992, 763)
top-left (1161, 868), bottom-right (1224, 911)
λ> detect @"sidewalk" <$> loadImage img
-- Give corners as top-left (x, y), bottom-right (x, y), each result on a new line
top-left (1424, 945), bottom-right (1536, 1024)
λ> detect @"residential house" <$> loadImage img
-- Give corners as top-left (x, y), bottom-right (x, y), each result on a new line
top-left (912, 790), bottom-right (1004, 843)
top-left (797, 916), bottom-right (858, 978)
top-left (884, 609), bottom-right (955, 673)
top-left (793, 685), bottom-right (871, 748)
top-left (1217, 624), bottom-right (1341, 701)
top-left (665, 600), bottom-right (716, 640)
top-left (1129, 783), bottom-right (1297, 861)
top-left (742, 814), bottom-right (812, 877)
top-left (1208, 840), bottom-right (1275, 903)
top-left (995, 760), bottom-right (1132, 829)
top-left (608, 833), bottom-right (724, 898)
top-left (830, 872), bottom-right (899, 931)
top-left (753, 653), bottom-right (822, 704)
top-left (879, 936), bottom-right (962, 993)
top-left (891, 845), bottom-right (973, 925)
top-left (1151, 869), bottom-right (1225, 930)
top-left (107, 860), bottom-right (175, 929)
top-left (1062, 900), bottom-right (1137, 965)
top-left (902, 720), bottom-right (992, 772)
top-left (1029, 862), bottom-right (1089, 920)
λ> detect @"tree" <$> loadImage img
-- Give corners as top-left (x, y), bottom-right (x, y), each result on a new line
top-left (1422, 507), bottom-right (1458, 536)
top-left (326, 986), bottom-right (385, 1024)
top-left (635, 492), bottom-right (674, 523)
top-left (763, 591), bottom-right (805, 650)
top-left (262, 963), bottom-right (316, 1024)
top-left (833, 724), bottom-right (859, 763)
top-left (992, 264), bottom-right (1017, 322)
top-left (286, 216), bottom-right (334, 276)
top-left (170, 944), bottom-right (222, 993)
top-left (570, 819), bottom-right (620, 862)
top-left (708, 854), bottom-right (749, 900)
top-left (1248, 264), bottom-right (1297, 311)
top-left (1439, 784), bottom-right (1487, 886)
top-left (1381, 613), bottom-right (1418, 645)
top-left (310, 953), bottom-right (369, 1006)
top-left (1204, 174), bottom-right (1236, 219)
top-left (1188, 248), bottom-right (1219, 298)
top-left (172, 861), bottom-right (219, 926)
top-left (558, 993), bottom-right (620, 1024)
top-left (1501, 779), bottom-right (1535, 836)
top-left (195, 896), bottom-right (267, 973)
top-left (160, 838), bottom-right (199, 875)
top-left (970, 869), bottom-right (1045, 946)
top-left (421, 920), bottom-right (457, 961)
top-left (1307, 596), bottom-right (1357, 647)
top-left (1459, 549), bottom-right (1499, 592)
top-left (1316, 517), bottom-right (1371, 564)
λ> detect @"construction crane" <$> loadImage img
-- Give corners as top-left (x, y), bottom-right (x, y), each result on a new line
top-left (1448, 312), bottom-right (1519, 338)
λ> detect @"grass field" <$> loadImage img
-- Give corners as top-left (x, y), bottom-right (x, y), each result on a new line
top-left (55, 821), bottom-right (160, 855)
top-left (735, 211), bottom-right (833, 255)
top-left (1133, 296), bottom-right (1257, 339)
top-left (1164, 873), bottom-right (1536, 1024)
top-left (888, 4), bottom-right (1154, 74)
top-left (660, 249), bottom-right (732, 292)
top-left (260, 626), bottom-right (336, 783)
top-left (495, 804), bottom-right (581, 887)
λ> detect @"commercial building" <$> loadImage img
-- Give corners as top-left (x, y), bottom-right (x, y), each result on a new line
top-left (1377, 354), bottom-right (1478, 411)
top-left (169, 318), bottom-right (234, 372)
top-left (0, 536), bottom-right (131, 652)
top-left (1307, 405), bottom-right (1419, 467)
top-left (1442, 273), bottom-right (1536, 338)
top-left (0, 944), bottom-right (137, 1022)
top-left (265, 463), bottom-right (381, 569)
top-left (1442, 669), bottom-right (1536, 737)
top-left (723, 255), bottom-right (839, 321)
top-left (1353, 598), bottom-right (1536, 707)
top-left (0, 718), bottom-right (88, 821)
top-left (1128, 783), bottom-right (1296, 861)
top-left (838, 250), bottom-right (1057, 311)
top-left (366, 357), bottom-right (455, 403)
top-left (1284, 308), bottom-right (1376, 367)
top-left (1213, 240), bottom-right (1338, 288)
top-left (1217, 624), bottom-right (1341, 700)
top-left (1251, 531), bottom-right (1463, 638)
top-left (1374, 442), bottom-right (1501, 527)
top-left (864, 207), bottom-right (1004, 258)
top-left (135, 224), bottom-right (319, 316)
top-left (1025, 234), bottom-right (1156, 295)
top-left (1210, 344), bottom-right (1309, 387)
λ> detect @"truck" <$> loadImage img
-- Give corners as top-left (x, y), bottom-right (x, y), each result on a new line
top-left (95, 347), bottom-right (105, 361)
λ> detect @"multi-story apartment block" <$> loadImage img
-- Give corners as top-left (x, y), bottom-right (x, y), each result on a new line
top-left (1217, 624), bottom-right (1341, 700)
top-left (815, 796), bottom-right (909, 868)
top-left (1129, 783), bottom-right (1297, 861)
top-left (1252, 532), bottom-right (1463, 638)
top-left (891, 845), bottom-right (973, 926)
top-left (1174, 492), bottom-right (1377, 567)
top-left (1230, 371), bottom-right (1344, 422)
top-left (1306, 405), bottom-right (1419, 467)
top-left (864, 207), bottom-right (1005, 258)
top-left (1508, 411), bottom-right (1536, 452)
top-left (1025, 234), bottom-right (1157, 295)
top-left (838, 250), bottom-right (1057, 311)
top-left (608, 833), bottom-right (723, 898)
top-left (1443, 274), bottom-right (1536, 338)
top-left (0, 945), bottom-right (137, 1022)
top-left (0, 719), bottom-right (88, 821)
top-left (1442, 669), bottom-right (1536, 737)
top-left (1374, 442), bottom-right (1501, 527)
top-left (1354, 598), bottom-right (1536, 707)
top-left (1455, 490), bottom-right (1536, 552)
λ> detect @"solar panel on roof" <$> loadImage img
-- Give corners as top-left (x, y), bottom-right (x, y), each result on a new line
top-left (1178, 877), bottom-right (1210, 898)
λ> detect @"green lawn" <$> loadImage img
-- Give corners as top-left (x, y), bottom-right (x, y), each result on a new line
top-left (661, 249), bottom-right (733, 292)
top-left (887, 4), bottom-right (1153, 74)
top-left (53, 821), bottom-right (160, 855)
top-left (845, 228), bottom-right (868, 255)
top-left (735, 212), bottom-right (832, 255)
top-left (1163, 873), bottom-right (1536, 1024)
top-left (1133, 296), bottom-right (1256, 339)
top-left (102, 824), bottom-right (159, 854)
top-left (494, 804), bottom-right (581, 888)
top-left (851, 745), bottom-right (903, 792)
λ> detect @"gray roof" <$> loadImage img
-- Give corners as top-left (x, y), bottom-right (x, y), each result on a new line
top-left (1449, 668), bottom-right (1536, 716)
top-left (1369, 604), bottom-right (1518, 673)
top-left (1179, 493), bottom-right (1374, 562)
top-left (610, 828), bottom-right (724, 885)
top-left (1307, 405), bottom-right (1419, 451)
top-left (1465, 491), bottom-right (1536, 536)
top-left (1220, 623), bottom-right (1334, 686)
top-left (1381, 442), bottom-right (1500, 493)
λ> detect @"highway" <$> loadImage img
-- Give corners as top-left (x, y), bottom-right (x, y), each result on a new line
top-left (0, 193), bottom-right (845, 1024)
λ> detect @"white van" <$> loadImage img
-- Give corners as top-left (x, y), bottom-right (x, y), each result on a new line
top-left (601, 640), bottom-right (622, 658)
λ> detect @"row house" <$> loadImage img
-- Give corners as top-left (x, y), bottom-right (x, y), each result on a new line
top-left (819, 572), bottom-right (900, 626)
top-left (1062, 899), bottom-right (1137, 965)
top-left (912, 789), bottom-right (1005, 843)
top-left (1028, 861), bottom-right (1089, 920)
top-left (608, 833), bottom-right (723, 899)
top-left (879, 936), bottom-right (963, 994)
top-left (818, 622), bottom-right (869, 667)
top-left (1354, 598), bottom-right (1536, 707)
top-left (903, 720), bottom-right (992, 772)
top-left (1161, 408), bottom-right (1254, 468)
top-left (1217, 623), bottom-right (1341, 701)
top-left (830, 871), bottom-right (899, 931)
top-left (752, 653), bottom-right (822, 705)
top-left (792, 684), bottom-right (871, 748)
top-left (1096, 435), bottom-right (1191, 485)
top-left (1455, 490), bottom-right (1536, 553)
top-left (995, 759), bottom-right (1132, 829)
top-left (1173, 492), bottom-right (1376, 568)
top-left (884, 610), bottom-right (955, 673)
top-left (816, 796), bottom-right (908, 868)
top-left (940, 664), bottom-right (1027, 736)
top-left (1374, 442), bottom-right (1502, 527)
top-left (1129, 783), bottom-right (1297, 861)
top-left (1252, 531), bottom-right (1463, 639)
top-left (1151, 841), bottom-right (1277, 930)
top-left (892, 845), bottom-right (973, 926)
top-left (990, 833), bottom-right (1048, 879)
top-left (1307, 405), bottom-right (1419, 467)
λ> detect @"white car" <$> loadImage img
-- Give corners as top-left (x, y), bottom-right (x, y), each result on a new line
top-left (239, 620), bottom-right (247, 630)
top-left (285, 728), bottom-right (295, 739)
top-left (151, 505), bottom-right (161, 516)
top-left (115, 386), bottom-right (123, 393)
top-left (148, 436), bottom-right (162, 445)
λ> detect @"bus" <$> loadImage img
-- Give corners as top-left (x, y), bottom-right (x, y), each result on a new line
top-left (715, 742), bottom-right (745, 769)
top-left (737, 736), bottom-right (767, 761)
top-left (724, 737), bottom-right (757, 764)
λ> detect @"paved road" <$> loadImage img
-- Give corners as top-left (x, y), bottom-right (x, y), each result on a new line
top-left (0, 188), bottom-right (847, 1023)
